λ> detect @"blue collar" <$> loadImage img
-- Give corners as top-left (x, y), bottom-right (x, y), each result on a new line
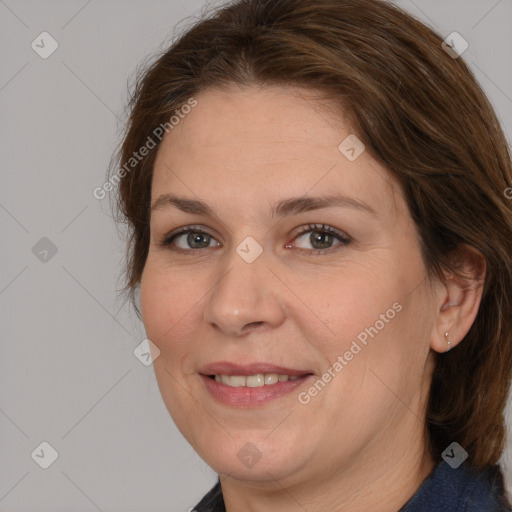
top-left (399, 460), bottom-right (511, 511)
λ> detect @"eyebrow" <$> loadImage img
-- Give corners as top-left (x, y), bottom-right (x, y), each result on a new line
top-left (150, 192), bottom-right (377, 218)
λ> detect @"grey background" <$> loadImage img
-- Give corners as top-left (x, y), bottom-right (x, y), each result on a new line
top-left (0, 0), bottom-right (511, 510)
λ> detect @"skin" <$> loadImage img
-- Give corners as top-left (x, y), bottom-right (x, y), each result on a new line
top-left (139, 84), bottom-right (485, 512)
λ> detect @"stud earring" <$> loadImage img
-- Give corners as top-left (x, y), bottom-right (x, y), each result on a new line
top-left (445, 332), bottom-right (452, 352)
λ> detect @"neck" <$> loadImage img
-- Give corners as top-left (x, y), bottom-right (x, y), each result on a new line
top-left (220, 423), bottom-right (435, 512)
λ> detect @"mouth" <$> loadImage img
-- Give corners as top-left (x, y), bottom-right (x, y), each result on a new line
top-left (198, 362), bottom-right (315, 407)
top-left (206, 373), bottom-right (302, 387)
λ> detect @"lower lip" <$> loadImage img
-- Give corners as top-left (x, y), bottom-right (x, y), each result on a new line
top-left (199, 374), bottom-right (314, 407)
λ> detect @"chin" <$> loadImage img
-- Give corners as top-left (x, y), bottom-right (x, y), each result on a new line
top-left (198, 433), bottom-right (308, 482)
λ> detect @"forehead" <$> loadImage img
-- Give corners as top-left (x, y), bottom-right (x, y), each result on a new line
top-left (151, 85), bottom-right (403, 221)
top-left (156, 85), bottom-right (350, 161)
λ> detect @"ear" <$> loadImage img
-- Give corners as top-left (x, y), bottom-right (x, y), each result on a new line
top-left (430, 244), bottom-right (486, 353)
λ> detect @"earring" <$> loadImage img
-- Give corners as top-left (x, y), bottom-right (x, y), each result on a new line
top-left (445, 332), bottom-right (452, 352)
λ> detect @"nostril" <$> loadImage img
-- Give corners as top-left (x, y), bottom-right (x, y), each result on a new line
top-left (245, 321), bottom-right (264, 330)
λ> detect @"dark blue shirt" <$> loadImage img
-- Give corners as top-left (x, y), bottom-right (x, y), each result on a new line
top-left (192, 461), bottom-right (511, 511)
top-left (399, 461), bottom-right (511, 511)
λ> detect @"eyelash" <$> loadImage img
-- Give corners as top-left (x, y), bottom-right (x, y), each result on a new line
top-left (157, 223), bottom-right (351, 256)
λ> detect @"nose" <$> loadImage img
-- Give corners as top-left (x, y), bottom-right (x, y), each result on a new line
top-left (202, 243), bottom-right (286, 337)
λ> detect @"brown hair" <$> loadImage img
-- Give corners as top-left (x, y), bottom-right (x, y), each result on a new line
top-left (109, 0), bottom-right (512, 469)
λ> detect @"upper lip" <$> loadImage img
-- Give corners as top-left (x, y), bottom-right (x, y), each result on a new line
top-left (199, 361), bottom-right (314, 377)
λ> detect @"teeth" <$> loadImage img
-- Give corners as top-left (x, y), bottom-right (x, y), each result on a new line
top-left (265, 374), bottom-right (278, 385)
top-left (246, 374), bottom-right (265, 387)
top-left (214, 373), bottom-right (302, 388)
top-left (229, 375), bottom-right (246, 387)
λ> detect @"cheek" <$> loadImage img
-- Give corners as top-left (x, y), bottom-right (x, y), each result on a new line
top-left (307, 270), bottom-right (401, 348)
top-left (139, 261), bottom-right (198, 355)
top-left (306, 255), bottom-right (428, 383)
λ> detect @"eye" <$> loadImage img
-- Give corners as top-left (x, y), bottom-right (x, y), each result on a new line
top-left (157, 223), bottom-right (351, 255)
top-left (157, 225), bottom-right (220, 253)
top-left (289, 223), bottom-right (351, 254)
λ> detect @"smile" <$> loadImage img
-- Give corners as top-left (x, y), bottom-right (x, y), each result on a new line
top-left (211, 374), bottom-right (299, 387)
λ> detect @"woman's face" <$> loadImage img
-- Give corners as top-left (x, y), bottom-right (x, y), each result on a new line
top-left (140, 85), bottom-right (439, 485)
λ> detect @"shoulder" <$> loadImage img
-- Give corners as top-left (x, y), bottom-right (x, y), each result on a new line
top-left (191, 480), bottom-right (225, 512)
top-left (463, 464), bottom-right (512, 512)
top-left (400, 461), bottom-right (512, 512)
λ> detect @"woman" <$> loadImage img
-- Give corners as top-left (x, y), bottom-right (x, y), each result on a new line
top-left (109, 0), bottom-right (512, 510)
